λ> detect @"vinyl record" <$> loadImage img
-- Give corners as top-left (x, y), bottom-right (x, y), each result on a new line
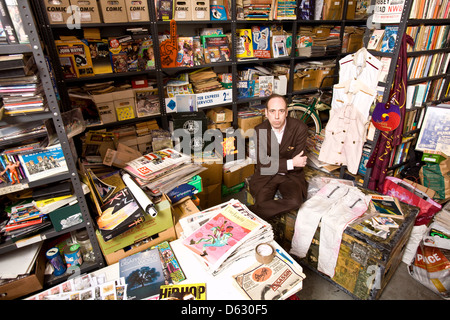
top-left (371, 102), bottom-right (401, 131)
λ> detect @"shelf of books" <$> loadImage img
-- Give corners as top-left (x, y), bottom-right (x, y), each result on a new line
top-left (0, 0), bottom-right (106, 297)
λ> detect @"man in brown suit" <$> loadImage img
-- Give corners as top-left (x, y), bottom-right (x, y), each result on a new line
top-left (248, 94), bottom-right (309, 220)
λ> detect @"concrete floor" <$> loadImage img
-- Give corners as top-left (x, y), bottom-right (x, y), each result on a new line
top-left (296, 262), bottom-right (443, 300)
top-left (222, 190), bottom-right (444, 301)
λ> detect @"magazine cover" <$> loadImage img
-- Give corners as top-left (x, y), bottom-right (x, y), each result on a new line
top-left (236, 29), bottom-right (254, 59)
top-left (159, 283), bottom-right (206, 300)
top-left (18, 144), bottom-right (68, 182)
top-left (135, 88), bottom-right (160, 117)
top-left (155, 241), bottom-right (186, 284)
top-left (381, 26), bottom-right (398, 53)
top-left (232, 255), bottom-right (305, 300)
top-left (369, 194), bottom-right (404, 219)
top-left (182, 204), bottom-right (262, 270)
top-left (251, 26), bottom-right (271, 58)
top-left (124, 148), bottom-right (191, 181)
top-left (119, 248), bottom-right (166, 300)
top-left (137, 39), bottom-right (155, 70)
top-left (259, 75), bottom-right (274, 97)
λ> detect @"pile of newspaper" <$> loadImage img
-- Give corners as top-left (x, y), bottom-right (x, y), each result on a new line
top-left (123, 148), bottom-right (205, 195)
top-left (179, 199), bottom-right (274, 276)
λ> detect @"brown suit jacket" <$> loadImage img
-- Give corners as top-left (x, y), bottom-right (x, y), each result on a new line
top-left (249, 116), bottom-right (309, 199)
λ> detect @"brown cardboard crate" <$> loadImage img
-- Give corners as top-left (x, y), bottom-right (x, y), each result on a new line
top-left (44, 0), bottom-right (71, 24)
top-left (124, 0), bottom-right (149, 22)
top-left (99, 0), bottom-right (128, 23)
top-left (223, 163), bottom-right (254, 188)
top-left (69, 0), bottom-right (102, 23)
top-left (0, 250), bottom-right (46, 300)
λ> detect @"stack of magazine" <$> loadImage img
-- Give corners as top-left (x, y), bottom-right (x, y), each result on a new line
top-left (179, 199), bottom-right (274, 276)
top-left (123, 148), bottom-right (205, 195)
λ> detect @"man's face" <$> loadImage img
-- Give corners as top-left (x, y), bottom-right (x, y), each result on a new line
top-left (265, 97), bottom-right (287, 130)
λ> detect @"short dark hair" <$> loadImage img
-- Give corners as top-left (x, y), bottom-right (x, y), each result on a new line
top-left (266, 93), bottom-right (287, 109)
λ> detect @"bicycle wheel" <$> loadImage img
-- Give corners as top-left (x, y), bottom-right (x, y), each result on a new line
top-left (288, 105), bottom-right (322, 134)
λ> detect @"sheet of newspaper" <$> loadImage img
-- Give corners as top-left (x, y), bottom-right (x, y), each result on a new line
top-left (232, 245), bottom-right (306, 300)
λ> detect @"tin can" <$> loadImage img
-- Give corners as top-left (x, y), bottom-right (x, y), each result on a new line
top-left (64, 243), bottom-right (83, 268)
top-left (46, 247), bottom-right (66, 276)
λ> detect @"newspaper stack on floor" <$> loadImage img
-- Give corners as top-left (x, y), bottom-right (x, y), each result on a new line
top-left (123, 148), bottom-right (205, 195)
top-left (180, 199), bottom-right (274, 276)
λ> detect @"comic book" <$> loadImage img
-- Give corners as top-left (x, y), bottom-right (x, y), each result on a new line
top-left (55, 39), bottom-right (95, 78)
top-left (137, 39), bottom-right (155, 70)
top-left (258, 75), bottom-right (274, 97)
top-left (251, 26), bottom-right (270, 58)
top-left (236, 29), bottom-right (254, 59)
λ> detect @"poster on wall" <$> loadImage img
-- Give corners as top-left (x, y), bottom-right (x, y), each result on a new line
top-left (372, 0), bottom-right (405, 23)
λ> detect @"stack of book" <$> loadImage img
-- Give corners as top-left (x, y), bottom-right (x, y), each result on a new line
top-left (180, 199), bottom-right (274, 276)
top-left (0, 54), bottom-right (47, 116)
top-left (242, 0), bottom-right (273, 20)
top-left (188, 68), bottom-right (224, 93)
top-left (1, 199), bottom-right (51, 242)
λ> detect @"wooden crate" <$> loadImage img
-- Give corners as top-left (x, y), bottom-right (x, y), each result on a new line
top-left (246, 166), bottom-right (418, 300)
top-left (297, 167), bottom-right (418, 300)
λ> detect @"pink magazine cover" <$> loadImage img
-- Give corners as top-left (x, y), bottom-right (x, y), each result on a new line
top-left (183, 205), bottom-right (261, 267)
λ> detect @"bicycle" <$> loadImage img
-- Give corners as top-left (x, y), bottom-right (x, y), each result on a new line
top-left (287, 75), bottom-right (336, 134)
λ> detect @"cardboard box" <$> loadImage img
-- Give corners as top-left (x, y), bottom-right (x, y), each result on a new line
top-left (0, 251), bottom-right (45, 300)
top-left (44, 0), bottom-right (71, 24)
top-left (174, 0), bottom-right (192, 20)
top-left (96, 194), bottom-right (174, 258)
top-left (421, 151), bottom-right (447, 163)
top-left (124, 0), bottom-right (149, 22)
top-left (99, 0), bottom-right (128, 23)
top-left (346, 0), bottom-right (357, 19)
top-left (49, 203), bottom-right (84, 232)
top-left (194, 152), bottom-right (223, 186)
top-left (113, 89), bottom-right (136, 121)
top-left (206, 107), bottom-right (233, 123)
top-left (172, 198), bottom-right (200, 237)
top-left (208, 122), bottom-right (232, 132)
top-left (92, 92), bottom-right (116, 124)
top-left (302, 69), bottom-right (320, 89)
top-left (197, 182), bottom-right (222, 209)
top-left (322, 0), bottom-right (343, 20)
top-left (238, 115), bottom-right (263, 137)
top-left (403, 179), bottom-right (436, 199)
top-left (192, 0), bottom-right (210, 20)
top-left (274, 75), bottom-right (287, 95)
top-left (102, 227), bottom-right (177, 265)
top-left (69, 0), bottom-right (102, 23)
top-left (223, 163), bottom-right (254, 188)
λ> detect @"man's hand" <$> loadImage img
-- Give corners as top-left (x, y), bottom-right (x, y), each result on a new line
top-left (292, 150), bottom-right (307, 168)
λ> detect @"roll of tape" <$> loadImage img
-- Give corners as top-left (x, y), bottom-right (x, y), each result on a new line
top-left (255, 243), bottom-right (275, 264)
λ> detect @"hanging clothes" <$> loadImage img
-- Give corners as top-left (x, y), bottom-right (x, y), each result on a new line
top-left (318, 48), bottom-right (382, 173)
top-left (290, 181), bottom-right (371, 278)
top-left (366, 34), bottom-right (414, 192)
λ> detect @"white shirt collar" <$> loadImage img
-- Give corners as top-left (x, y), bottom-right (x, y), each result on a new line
top-left (272, 120), bottom-right (286, 144)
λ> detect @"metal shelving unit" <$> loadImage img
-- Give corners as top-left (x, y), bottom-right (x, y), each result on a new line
top-left (0, 0), bottom-right (105, 283)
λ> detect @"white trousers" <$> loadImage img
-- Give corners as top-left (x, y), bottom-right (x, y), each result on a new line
top-left (290, 181), bottom-right (370, 278)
